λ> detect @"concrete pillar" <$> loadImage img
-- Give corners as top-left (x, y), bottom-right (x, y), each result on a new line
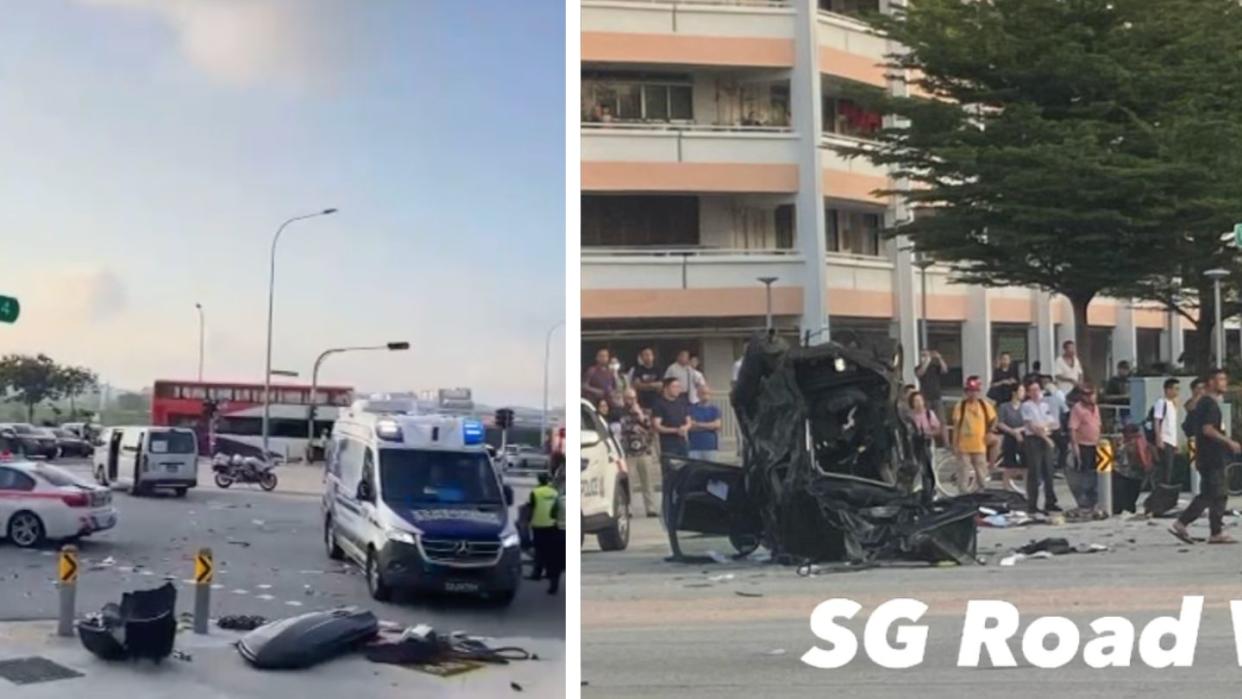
top-left (1113, 302), bottom-right (1137, 366)
top-left (792, 0), bottom-right (829, 342)
top-left (893, 237), bottom-right (919, 385)
top-left (962, 286), bottom-right (992, 384)
top-left (700, 338), bottom-right (734, 394)
top-left (1033, 290), bottom-right (1055, 375)
top-left (1167, 310), bottom-right (1185, 366)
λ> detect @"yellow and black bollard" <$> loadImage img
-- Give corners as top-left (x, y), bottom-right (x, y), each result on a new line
top-left (57, 544), bottom-right (79, 637)
top-left (194, 547), bottom-right (213, 635)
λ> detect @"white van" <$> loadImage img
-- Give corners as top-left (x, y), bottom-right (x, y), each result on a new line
top-left (322, 401), bottom-right (522, 604)
top-left (94, 426), bottom-right (198, 497)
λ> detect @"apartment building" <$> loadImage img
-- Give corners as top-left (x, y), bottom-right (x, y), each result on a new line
top-left (580, 0), bottom-right (1199, 405)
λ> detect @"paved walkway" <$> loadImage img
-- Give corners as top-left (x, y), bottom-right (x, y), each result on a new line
top-left (0, 620), bottom-right (563, 697)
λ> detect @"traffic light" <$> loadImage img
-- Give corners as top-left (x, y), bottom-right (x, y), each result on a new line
top-left (494, 408), bottom-right (515, 429)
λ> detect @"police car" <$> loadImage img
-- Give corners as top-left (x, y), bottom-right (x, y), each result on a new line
top-left (0, 456), bottom-right (117, 548)
top-left (322, 400), bottom-right (522, 604)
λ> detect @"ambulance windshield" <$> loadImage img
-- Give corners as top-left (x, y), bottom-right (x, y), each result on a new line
top-left (378, 449), bottom-right (502, 506)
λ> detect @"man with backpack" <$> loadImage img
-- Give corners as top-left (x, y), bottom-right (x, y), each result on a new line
top-left (950, 376), bottom-right (997, 492)
top-left (1148, 378), bottom-right (1181, 486)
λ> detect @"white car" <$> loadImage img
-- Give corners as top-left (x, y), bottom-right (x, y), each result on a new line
top-left (0, 458), bottom-right (117, 548)
top-left (580, 399), bottom-right (630, 551)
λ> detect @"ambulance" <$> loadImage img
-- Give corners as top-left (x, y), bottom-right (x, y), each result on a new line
top-left (321, 400), bottom-right (522, 604)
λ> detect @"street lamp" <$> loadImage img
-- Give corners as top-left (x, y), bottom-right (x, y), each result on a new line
top-left (194, 303), bottom-right (205, 382)
top-left (1205, 268), bottom-right (1229, 367)
top-left (541, 321), bottom-right (564, 443)
top-left (758, 277), bottom-right (778, 333)
top-left (306, 341), bottom-right (410, 460)
top-left (262, 208), bottom-right (337, 462)
top-left (913, 253), bottom-right (934, 355)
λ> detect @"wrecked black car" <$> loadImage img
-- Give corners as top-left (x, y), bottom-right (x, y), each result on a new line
top-left (662, 332), bottom-right (979, 566)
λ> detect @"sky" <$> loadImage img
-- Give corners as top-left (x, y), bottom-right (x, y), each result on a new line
top-left (0, 0), bottom-right (565, 408)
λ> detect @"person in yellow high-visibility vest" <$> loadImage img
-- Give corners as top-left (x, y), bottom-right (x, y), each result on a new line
top-left (527, 473), bottom-right (559, 582)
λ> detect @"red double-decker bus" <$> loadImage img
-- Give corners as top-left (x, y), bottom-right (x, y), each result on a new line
top-left (151, 380), bottom-right (353, 461)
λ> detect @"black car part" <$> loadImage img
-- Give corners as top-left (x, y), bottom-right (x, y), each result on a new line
top-left (663, 332), bottom-right (980, 566)
top-left (237, 607), bottom-right (379, 670)
top-left (76, 582), bottom-right (177, 662)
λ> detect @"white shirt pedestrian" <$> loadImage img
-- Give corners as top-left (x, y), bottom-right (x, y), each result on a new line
top-left (1153, 397), bottom-right (1179, 448)
top-left (1054, 355), bottom-right (1083, 394)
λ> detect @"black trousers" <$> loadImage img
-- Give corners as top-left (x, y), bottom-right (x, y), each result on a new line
top-left (546, 528), bottom-right (566, 592)
top-left (531, 526), bottom-right (556, 579)
top-left (1178, 464), bottom-right (1228, 536)
top-left (1023, 437), bottom-right (1058, 511)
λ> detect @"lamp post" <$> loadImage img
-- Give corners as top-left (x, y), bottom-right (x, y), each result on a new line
top-left (758, 276), bottom-right (778, 332)
top-left (913, 254), bottom-right (934, 356)
top-left (541, 321), bottom-right (564, 443)
top-left (262, 208), bottom-right (337, 462)
top-left (194, 303), bottom-right (204, 382)
top-left (306, 342), bottom-right (409, 460)
top-left (1206, 268), bottom-right (1229, 367)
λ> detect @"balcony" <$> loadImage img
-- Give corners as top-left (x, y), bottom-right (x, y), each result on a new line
top-left (582, 246), bottom-right (806, 290)
top-left (582, 122), bottom-right (799, 164)
top-left (817, 2), bottom-right (888, 86)
top-left (583, 0), bottom-right (794, 43)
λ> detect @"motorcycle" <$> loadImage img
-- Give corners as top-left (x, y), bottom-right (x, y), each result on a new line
top-left (212, 454), bottom-right (279, 492)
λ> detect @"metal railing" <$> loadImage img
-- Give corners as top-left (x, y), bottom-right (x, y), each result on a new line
top-left (582, 121), bottom-right (795, 134)
top-left (582, 246), bottom-right (801, 258)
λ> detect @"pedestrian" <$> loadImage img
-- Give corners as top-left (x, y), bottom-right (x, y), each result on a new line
top-left (1054, 340), bottom-right (1084, 395)
top-left (1150, 378), bottom-right (1181, 486)
top-left (1103, 360), bottom-right (1133, 405)
top-left (651, 378), bottom-right (691, 457)
top-left (988, 351), bottom-right (1022, 404)
top-left (907, 391), bottom-right (942, 446)
top-left (1171, 368), bottom-right (1240, 545)
top-left (949, 376), bottom-right (996, 492)
top-left (583, 348), bottom-right (618, 408)
top-left (915, 349), bottom-right (948, 421)
top-left (1068, 382), bottom-right (1102, 515)
top-left (619, 388), bottom-right (658, 517)
top-left (688, 385), bottom-right (722, 461)
top-left (898, 384), bottom-right (918, 421)
top-left (627, 347), bottom-right (663, 412)
top-left (597, 399), bottom-right (621, 442)
top-left (609, 354), bottom-right (629, 397)
top-left (547, 490), bottom-right (566, 595)
top-left (1039, 374), bottom-right (1071, 471)
top-left (1021, 378), bottom-right (1062, 513)
top-left (689, 355), bottom-right (708, 396)
top-left (1185, 376), bottom-right (1206, 417)
top-left (526, 473), bottom-right (559, 582)
top-left (994, 382), bottom-right (1027, 493)
top-left (664, 350), bottom-right (702, 405)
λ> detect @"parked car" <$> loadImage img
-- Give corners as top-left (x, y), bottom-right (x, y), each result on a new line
top-left (0, 423), bottom-right (58, 460)
top-left (0, 459), bottom-right (117, 547)
top-left (503, 444), bottom-right (551, 471)
top-left (0, 428), bottom-right (25, 459)
top-left (52, 428), bottom-right (93, 458)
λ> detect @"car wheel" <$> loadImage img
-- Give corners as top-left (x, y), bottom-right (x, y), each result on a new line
top-left (596, 486), bottom-right (630, 552)
top-left (365, 548), bottom-right (392, 601)
top-left (324, 518), bottom-right (344, 561)
top-left (7, 511), bottom-right (45, 549)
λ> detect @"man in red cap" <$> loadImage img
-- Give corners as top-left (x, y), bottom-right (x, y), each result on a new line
top-left (950, 375), bottom-right (996, 492)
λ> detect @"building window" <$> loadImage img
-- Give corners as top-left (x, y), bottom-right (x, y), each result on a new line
top-left (826, 208), bottom-right (882, 256)
top-left (583, 72), bottom-right (693, 123)
top-left (775, 205), bottom-right (795, 250)
top-left (823, 95), bottom-right (882, 139)
top-left (582, 195), bottom-right (699, 247)
top-left (820, 0), bottom-right (881, 16)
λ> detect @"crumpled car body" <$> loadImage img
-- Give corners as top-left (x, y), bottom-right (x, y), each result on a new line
top-left (663, 332), bottom-right (978, 565)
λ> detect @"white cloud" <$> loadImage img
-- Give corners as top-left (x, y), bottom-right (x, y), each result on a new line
top-left (77, 0), bottom-right (364, 91)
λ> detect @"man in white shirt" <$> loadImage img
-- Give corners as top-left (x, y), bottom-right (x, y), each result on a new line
top-left (1151, 378), bottom-right (1181, 485)
top-left (665, 350), bottom-right (703, 405)
top-left (1054, 340), bottom-right (1084, 395)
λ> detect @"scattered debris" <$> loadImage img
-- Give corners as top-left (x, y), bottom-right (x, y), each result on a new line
top-left (218, 615), bottom-right (268, 631)
top-left (735, 591), bottom-right (764, 597)
top-left (510, 681), bottom-right (524, 692)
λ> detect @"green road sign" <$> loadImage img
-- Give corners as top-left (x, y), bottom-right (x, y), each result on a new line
top-left (1234, 223), bottom-right (1242, 248)
top-left (0, 295), bottom-right (19, 324)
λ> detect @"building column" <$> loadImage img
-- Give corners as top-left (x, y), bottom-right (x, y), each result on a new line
top-left (1055, 296), bottom-right (1077, 352)
top-left (701, 338), bottom-right (734, 395)
top-left (962, 286), bottom-right (992, 384)
top-left (793, 0), bottom-right (828, 342)
top-left (1113, 302), bottom-right (1137, 367)
top-left (1167, 309), bottom-right (1185, 367)
top-left (1033, 290), bottom-right (1056, 376)
top-left (893, 238), bottom-right (919, 385)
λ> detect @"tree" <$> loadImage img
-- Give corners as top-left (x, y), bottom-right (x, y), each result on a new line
top-left (840, 0), bottom-right (1212, 377)
top-left (0, 354), bottom-right (65, 422)
top-left (56, 365), bottom-right (99, 419)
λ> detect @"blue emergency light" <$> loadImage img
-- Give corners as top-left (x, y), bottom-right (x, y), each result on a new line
top-left (462, 420), bottom-right (485, 445)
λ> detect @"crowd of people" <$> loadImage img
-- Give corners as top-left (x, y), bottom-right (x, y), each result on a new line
top-left (582, 347), bottom-right (725, 517)
top-left (905, 340), bottom-right (1233, 538)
